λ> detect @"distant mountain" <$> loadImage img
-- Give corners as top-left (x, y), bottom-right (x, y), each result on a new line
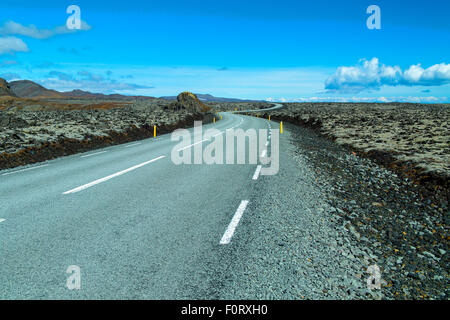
top-left (60, 89), bottom-right (134, 100)
top-left (5, 80), bottom-right (155, 100)
top-left (0, 78), bottom-right (17, 97)
top-left (161, 93), bottom-right (261, 103)
top-left (61, 90), bottom-right (157, 101)
top-left (4, 79), bottom-right (256, 102)
top-left (9, 80), bottom-right (65, 98)
top-left (8, 82), bottom-right (130, 100)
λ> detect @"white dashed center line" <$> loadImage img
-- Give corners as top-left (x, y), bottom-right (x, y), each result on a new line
top-left (177, 139), bottom-right (209, 152)
top-left (252, 165), bottom-right (262, 180)
top-left (124, 142), bottom-right (141, 148)
top-left (81, 151), bottom-right (107, 158)
top-left (63, 155), bottom-right (166, 194)
top-left (0, 219), bottom-right (5, 223)
top-left (220, 200), bottom-right (249, 245)
top-left (260, 149), bottom-right (267, 157)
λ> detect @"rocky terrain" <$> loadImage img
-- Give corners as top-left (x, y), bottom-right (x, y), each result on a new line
top-left (0, 86), bottom-right (212, 169)
top-left (285, 122), bottom-right (448, 299)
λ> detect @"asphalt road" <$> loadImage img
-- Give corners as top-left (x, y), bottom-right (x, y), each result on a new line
top-left (0, 104), bottom-right (303, 299)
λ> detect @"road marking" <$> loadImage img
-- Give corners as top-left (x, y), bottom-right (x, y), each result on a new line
top-left (0, 219), bottom-right (5, 223)
top-left (265, 141), bottom-right (269, 147)
top-left (63, 156), bottom-right (166, 194)
top-left (81, 151), bottom-right (107, 158)
top-left (252, 165), bottom-right (262, 180)
top-left (260, 149), bottom-right (267, 157)
top-left (230, 118), bottom-right (244, 129)
top-left (177, 139), bottom-right (209, 152)
top-left (124, 142), bottom-right (141, 148)
top-left (220, 200), bottom-right (249, 245)
top-left (1, 164), bottom-right (49, 176)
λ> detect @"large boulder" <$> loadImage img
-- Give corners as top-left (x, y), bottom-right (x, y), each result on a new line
top-left (172, 92), bottom-right (210, 112)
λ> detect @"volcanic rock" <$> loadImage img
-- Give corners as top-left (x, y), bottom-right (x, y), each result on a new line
top-left (171, 92), bottom-right (210, 113)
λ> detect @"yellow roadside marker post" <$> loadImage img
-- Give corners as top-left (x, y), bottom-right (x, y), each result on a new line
top-left (220, 115), bottom-right (222, 120)
top-left (213, 117), bottom-right (215, 124)
top-left (269, 115), bottom-right (271, 121)
top-left (154, 125), bottom-right (157, 137)
top-left (280, 121), bottom-right (283, 134)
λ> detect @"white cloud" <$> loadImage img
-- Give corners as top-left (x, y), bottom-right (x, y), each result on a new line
top-left (403, 63), bottom-right (450, 85)
top-left (0, 36), bottom-right (29, 54)
top-left (0, 20), bottom-right (91, 39)
top-left (325, 58), bottom-right (450, 93)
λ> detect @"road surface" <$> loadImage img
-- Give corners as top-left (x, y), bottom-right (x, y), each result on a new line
top-left (0, 103), bottom-right (354, 299)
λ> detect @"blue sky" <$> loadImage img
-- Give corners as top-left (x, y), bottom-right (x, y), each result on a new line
top-left (0, 0), bottom-right (449, 102)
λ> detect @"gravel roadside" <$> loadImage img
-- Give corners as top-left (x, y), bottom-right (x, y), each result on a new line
top-left (285, 122), bottom-right (448, 299)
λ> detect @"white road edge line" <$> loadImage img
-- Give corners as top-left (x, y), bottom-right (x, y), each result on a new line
top-left (252, 165), bottom-right (262, 180)
top-left (0, 219), bottom-right (5, 223)
top-left (1, 164), bottom-right (49, 176)
top-left (63, 155), bottom-right (166, 194)
top-left (81, 151), bottom-right (107, 158)
top-left (220, 200), bottom-right (249, 245)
